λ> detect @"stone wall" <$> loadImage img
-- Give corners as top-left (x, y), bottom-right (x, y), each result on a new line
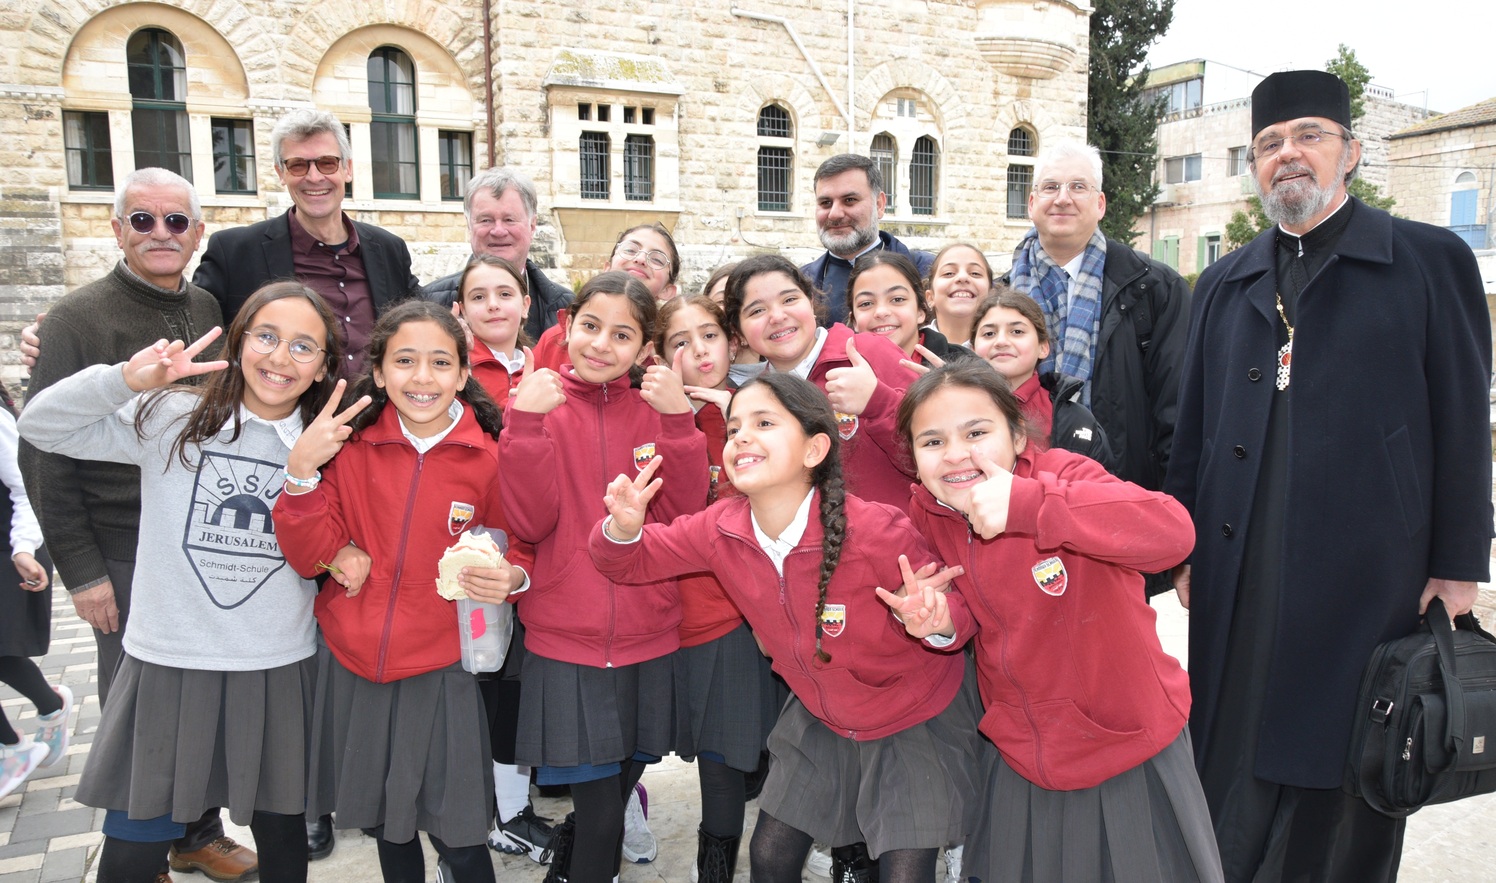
top-left (0, 0), bottom-right (1096, 386)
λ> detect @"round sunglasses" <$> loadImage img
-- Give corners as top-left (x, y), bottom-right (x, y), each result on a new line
top-left (126, 211), bottom-right (195, 236)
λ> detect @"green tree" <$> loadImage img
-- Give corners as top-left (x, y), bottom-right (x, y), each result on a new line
top-left (1226, 196), bottom-right (1271, 250)
top-left (1326, 44), bottom-right (1371, 122)
top-left (1088, 0), bottom-right (1174, 242)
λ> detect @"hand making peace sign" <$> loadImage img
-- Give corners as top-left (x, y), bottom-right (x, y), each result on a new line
top-left (601, 455), bottom-right (664, 542)
top-left (875, 554), bottom-right (965, 640)
top-left (284, 379), bottom-right (373, 486)
top-left (121, 328), bottom-right (229, 392)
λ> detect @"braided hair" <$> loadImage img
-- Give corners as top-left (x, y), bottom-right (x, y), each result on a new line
top-left (729, 372), bottom-right (845, 662)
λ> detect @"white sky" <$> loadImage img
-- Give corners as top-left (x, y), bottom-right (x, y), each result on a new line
top-left (1147, 0), bottom-right (1494, 115)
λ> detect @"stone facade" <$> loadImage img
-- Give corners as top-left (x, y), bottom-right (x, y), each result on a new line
top-left (1135, 59), bottom-right (1432, 279)
top-left (1387, 98), bottom-right (1496, 251)
top-left (0, 0), bottom-right (1097, 386)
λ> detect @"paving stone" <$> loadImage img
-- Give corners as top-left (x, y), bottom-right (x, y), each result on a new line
top-left (9, 808), bottom-right (93, 844)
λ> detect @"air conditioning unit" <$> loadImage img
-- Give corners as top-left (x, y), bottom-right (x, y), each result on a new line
top-left (1154, 184), bottom-right (1175, 205)
top-left (1240, 176), bottom-right (1257, 195)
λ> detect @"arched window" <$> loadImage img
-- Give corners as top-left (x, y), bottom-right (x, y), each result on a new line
top-left (127, 28), bottom-right (192, 178)
top-left (1006, 126), bottom-right (1036, 219)
top-left (870, 133), bottom-right (897, 212)
top-left (909, 136), bottom-right (938, 216)
top-left (756, 104), bottom-right (793, 212)
top-left (367, 46), bottom-right (418, 199)
top-left (1451, 171), bottom-right (1484, 249)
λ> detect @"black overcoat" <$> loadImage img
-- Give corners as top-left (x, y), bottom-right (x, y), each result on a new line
top-left (1165, 198), bottom-right (1493, 788)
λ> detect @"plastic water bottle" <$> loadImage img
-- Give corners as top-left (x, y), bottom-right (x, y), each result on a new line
top-left (456, 526), bottom-right (515, 673)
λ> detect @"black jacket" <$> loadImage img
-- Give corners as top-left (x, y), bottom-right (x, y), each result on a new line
top-left (193, 212), bottom-right (421, 324)
top-left (914, 327), bottom-right (974, 366)
top-left (423, 257), bottom-right (574, 344)
top-left (1041, 371), bottom-right (1116, 472)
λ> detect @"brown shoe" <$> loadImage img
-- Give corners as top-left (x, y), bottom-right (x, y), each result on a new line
top-left (168, 836), bottom-right (259, 882)
top-left (156, 875), bottom-right (174, 883)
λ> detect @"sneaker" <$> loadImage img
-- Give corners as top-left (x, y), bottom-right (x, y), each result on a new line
top-left (944, 845), bottom-right (963, 883)
top-left (805, 842), bottom-right (832, 878)
top-left (0, 740), bottom-right (49, 800)
top-left (489, 804), bottom-right (555, 863)
top-left (33, 684), bottom-right (72, 768)
top-left (435, 859), bottom-right (453, 883)
top-left (621, 782), bottom-right (657, 863)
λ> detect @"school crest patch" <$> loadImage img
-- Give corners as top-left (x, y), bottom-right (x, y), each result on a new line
top-left (448, 501), bottom-right (475, 536)
top-left (820, 603), bottom-right (847, 638)
top-left (183, 452), bottom-right (289, 609)
top-left (633, 442), bottom-right (657, 471)
top-left (1031, 556), bottom-right (1067, 596)
top-left (709, 464), bottom-right (722, 489)
top-left (835, 411), bottom-right (859, 440)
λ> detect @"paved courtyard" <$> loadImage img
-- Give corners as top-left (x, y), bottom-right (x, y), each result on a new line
top-left (3, 574), bottom-right (1495, 882)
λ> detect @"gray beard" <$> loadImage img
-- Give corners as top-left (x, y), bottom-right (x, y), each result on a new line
top-left (1254, 150), bottom-right (1351, 227)
top-left (819, 222), bottom-right (878, 258)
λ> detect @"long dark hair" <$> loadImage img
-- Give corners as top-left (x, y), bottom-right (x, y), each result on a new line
top-left (141, 281), bottom-right (343, 469)
top-left (457, 254), bottom-right (533, 349)
top-left (569, 271), bottom-right (659, 387)
top-left (347, 300), bottom-right (505, 439)
top-left (727, 373), bottom-right (845, 663)
top-left (845, 251), bottom-right (931, 331)
top-left (722, 253), bottom-right (827, 339)
top-left (969, 286), bottom-right (1050, 350)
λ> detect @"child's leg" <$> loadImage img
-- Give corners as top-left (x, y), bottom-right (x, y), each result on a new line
top-left (374, 833), bottom-right (426, 883)
top-left (0, 707), bottom-right (17, 745)
top-left (570, 774), bottom-right (626, 883)
top-left (0, 656), bottom-right (63, 715)
top-left (98, 810), bottom-right (186, 883)
top-left (698, 756), bottom-right (746, 838)
top-left (249, 810), bottom-right (308, 883)
top-left (747, 810), bottom-right (813, 883)
top-left (875, 848), bottom-right (938, 883)
top-left (429, 833), bottom-right (496, 883)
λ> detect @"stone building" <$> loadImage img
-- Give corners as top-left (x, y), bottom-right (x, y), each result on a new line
top-left (1387, 97), bottom-right (1496, 253)
top-left (0, 0), bottom-right (1097, 384)
top-left (1135, 58), bottom-right (1431, 279)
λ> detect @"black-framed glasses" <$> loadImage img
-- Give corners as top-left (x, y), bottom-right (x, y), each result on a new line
top-left (281, 155), bottom-right (344, 177)
top-left (1033, 180), bottom-right (1097, 199)
top-left (244, 330), bottom-right (324, 364)
top-left (1250, 126), bottom-right (1348, 161)
top-left (615, 241), bottom-right (672, 271)
top-left (126, 211), bottom-right (194, 235)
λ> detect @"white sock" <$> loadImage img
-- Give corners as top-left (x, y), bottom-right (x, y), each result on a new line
top-left (494, 762), bottom-right (531, 824)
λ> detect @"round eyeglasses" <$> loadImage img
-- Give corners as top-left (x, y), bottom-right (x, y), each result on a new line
top-left (244, 331), bottom-right (324, 364)
top-left (126, 211), bottom-right (194, 235)
top-left (615, 241), bottom-right (673, 272)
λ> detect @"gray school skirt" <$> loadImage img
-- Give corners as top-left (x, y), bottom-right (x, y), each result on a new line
top-left (514, 649), bottom-right (675, 772)
top-left (674, 624), bottom-right (787, 773)
top-left (307, 645), bottom-right (493, 848)
top-left (75, 653), bottom-right (316, 825)
top-left (963, 727), bottom-right (1224, 883)
top-left (757, 676), bottom-right (982, 859)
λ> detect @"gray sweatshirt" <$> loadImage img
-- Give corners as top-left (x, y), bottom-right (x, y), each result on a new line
top-left (19, 364), bottom-right (315, 671)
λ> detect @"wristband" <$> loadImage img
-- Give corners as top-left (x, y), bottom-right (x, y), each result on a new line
top-left (284, 470), bottom-right (321, 490)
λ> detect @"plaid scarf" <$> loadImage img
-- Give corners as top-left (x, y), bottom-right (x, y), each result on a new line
top-left (1009, 227), bottom-right (1107, 406)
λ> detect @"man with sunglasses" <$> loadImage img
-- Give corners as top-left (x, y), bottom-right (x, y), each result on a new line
top-left (19, 168), bottom-right (260, 883)
top-left (1166, 70), bottom-right (1491, 882)
top-left (192, 109), bottom-right (421, 375)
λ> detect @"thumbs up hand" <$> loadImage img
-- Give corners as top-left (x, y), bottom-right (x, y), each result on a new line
top-left (511, 346), bottom-right (567, 414)
top-left (824, 338), bottom-right (878, 416)
top-left (965, 446), bottom-right (1015, 539)
top-left (641, 345), bottom-right (692, 415)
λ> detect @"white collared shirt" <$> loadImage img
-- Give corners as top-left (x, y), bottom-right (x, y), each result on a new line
top-left (401, 400), bottom-right (464, 454)
top-left (751, 488), bottom-right (815, 576)
top-left (779, 327), bottom-right (830, 381)
top-left (478, 340), bottom-right (526, 376)
top-left (237, 404), bottom-right (306, 450)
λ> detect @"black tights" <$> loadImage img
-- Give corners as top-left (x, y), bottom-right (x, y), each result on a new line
top-left (375, 831), bottom-right (494, 883)
top-left (0, 656), bottom-right (62, 744)
top-left (98, 811), bottom-right (308, 883)
top-left (698, 756), bottom-right (747, 838)
top-left (747, 811), bottom-right (938, 883)
top-left (567, 760), bottom-right (647, 883)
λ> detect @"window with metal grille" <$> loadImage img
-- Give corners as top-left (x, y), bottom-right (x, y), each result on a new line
top-left (625, 135), bottom-right (654, 202)
top-left (870, 133), bottom-right (897, 212)
top-left (1008, 127), bottom-right (1034, 157)
top-left (64, 111), bottom-right (114, 191)
top-left (367, 46), bottom-right (418, 199)
top-left (211, 118), bottom-right (256, 194)
top-left (757, 104), bottom-right (791, 138)
top-left (1007, 164), bottom-right (1032, 219)
top-left (909, 136), bottom-right (938, 216)
top-left (581, 132), bottom-right (610, 199)
top-left (438, 131), bottom-right (473, 201)
top-left (758, 147), bottom-right (792, 211)
top-left (127, 28), bottom-right (192, 179)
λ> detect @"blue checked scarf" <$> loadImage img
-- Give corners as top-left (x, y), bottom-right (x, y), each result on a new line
top-left (1009, 227), bottom-right (1108, 406)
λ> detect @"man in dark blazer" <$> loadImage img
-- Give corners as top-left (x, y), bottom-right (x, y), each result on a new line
top-left (1166, 70), bottom-right (1492, 882)
top-left (194, 109), bottom-right (420, 376)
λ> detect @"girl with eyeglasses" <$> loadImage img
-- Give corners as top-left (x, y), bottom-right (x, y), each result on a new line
top-left (18, 283), bottom-right (363, 883)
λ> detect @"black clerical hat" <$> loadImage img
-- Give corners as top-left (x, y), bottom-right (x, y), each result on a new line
top-left (1251, 70), bottom-right (1352, 138)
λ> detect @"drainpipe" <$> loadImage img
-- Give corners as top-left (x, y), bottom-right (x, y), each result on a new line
top-left (484, 0), bottom-right (496, 167)
top-left (846, 0), bottom-right (854, 152)
top-left (731, 8), bottom-right (853, 135)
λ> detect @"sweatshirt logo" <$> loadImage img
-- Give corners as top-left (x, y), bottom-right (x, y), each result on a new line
top-left (834, 411), bottom-right (859, 440)
top-left (1031, 556), bottom-right (1067, 596)
top-left (183, 451), bottom-right (289, 609)
top-left (820, 603), bottom-right (846, 638)
top-left (633, 442), bottom-right (657, 471)
top-left (708, 464), bottom-right (722, 488)
top-left (448, 501), bottom-right (475, 536)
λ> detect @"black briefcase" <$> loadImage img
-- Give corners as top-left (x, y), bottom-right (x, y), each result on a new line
top-left (1344, 597), bottom-right (1496, 817)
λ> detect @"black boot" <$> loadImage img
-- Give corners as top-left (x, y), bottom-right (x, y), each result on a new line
top-left (696, 826), bottom-right (741, 882)
top-left (306, 814), bottom-right (334, 861)
top-left (541, 812), bottom-right (575, 882)
top-left (830, 842), bottom-right (878, 883)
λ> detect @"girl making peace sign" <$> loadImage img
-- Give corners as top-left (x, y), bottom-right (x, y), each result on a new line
top-left (19, 283), bottom-right (358, 882)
